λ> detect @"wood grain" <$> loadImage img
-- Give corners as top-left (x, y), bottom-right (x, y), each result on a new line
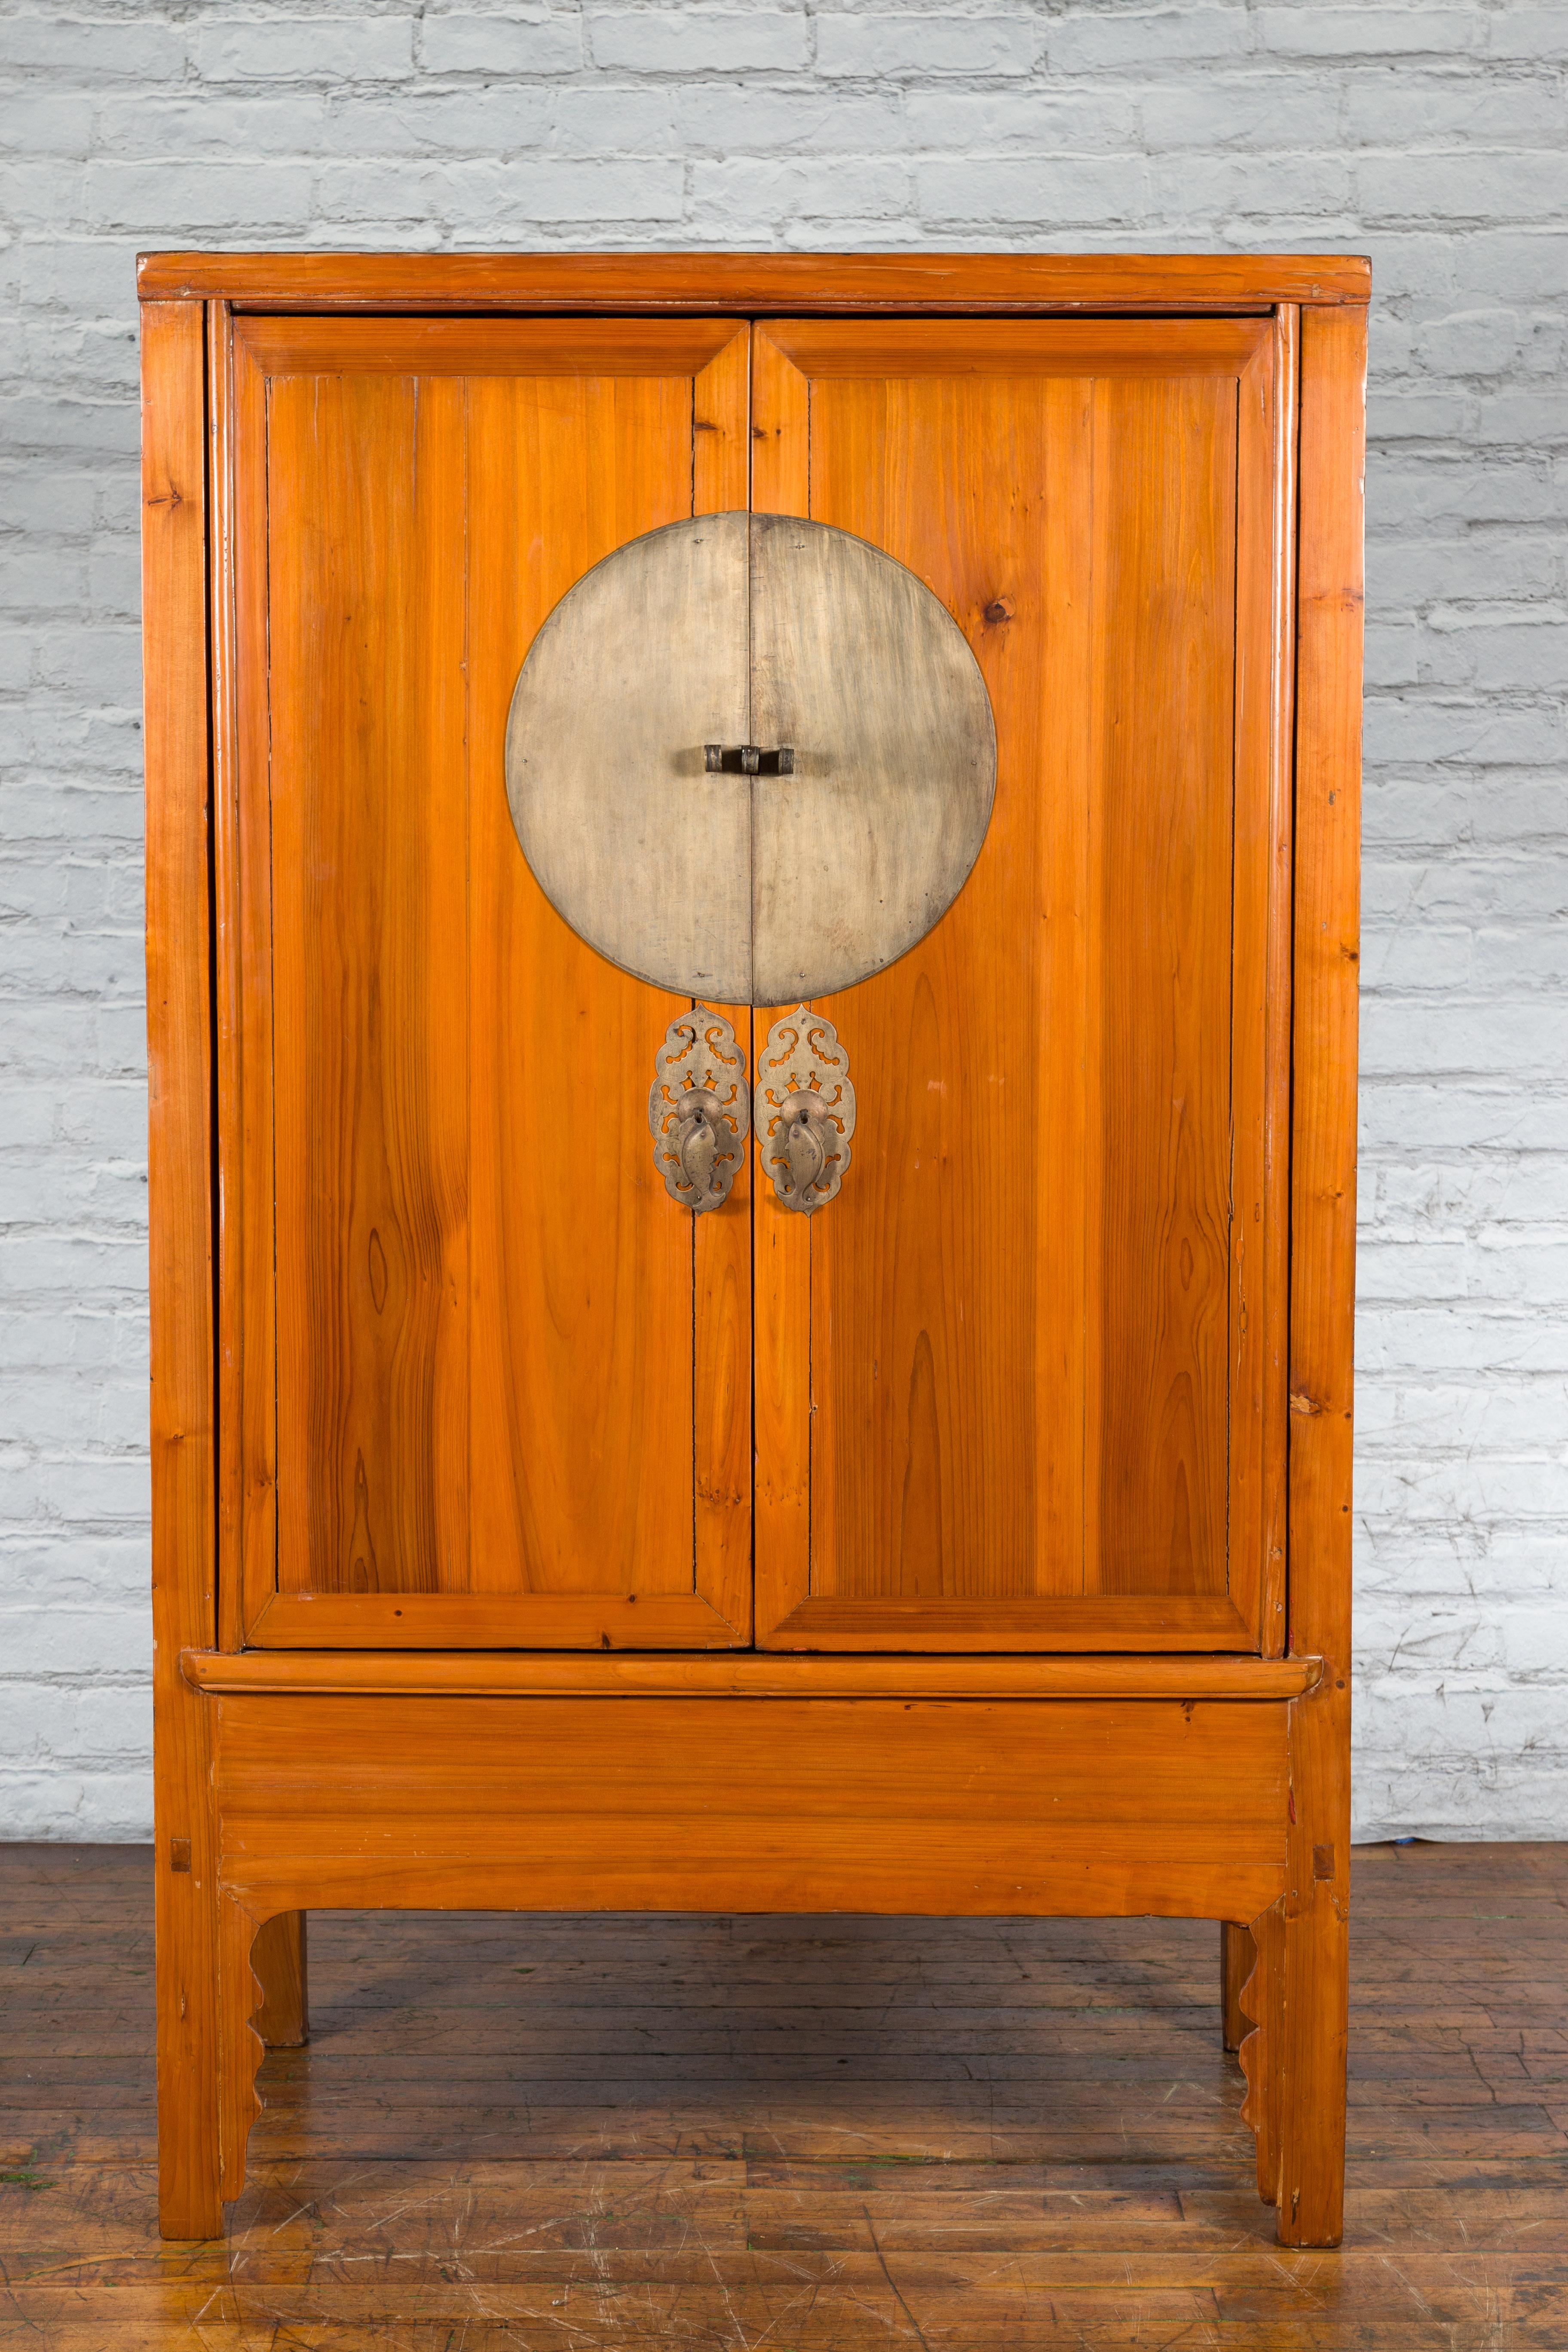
top-left (182, 1649), bottom-right (1322, 1700)
top-left (1241, 1891), bottom-right (1287, 2205)
top-left (751, 1593), bottom-right (1256, 1651)
top-left (207, 300), bottom-right (245, 1656)
top-left (234, 314), bottom-right (744, 377)
top-left (1251, 306), bottom-right (1300, 1660)
top-left (464, 358), bottom-right (732, 1618)
top-left (787, 350), bottom-right (1058, 1615)
top-left (1222, 1919), bottom-right (1256, 2054)
top-left (250, 1912), bottom-right (308, 2050)
top-left (749, 333), bottom-right (814, 1644)
top-left (141, 298), bottom-right (222, 2242)
top-left (267, 370), bottom-right (470, 1599)
top-left (249, 1590), bottom-right (745, 1649)
top-left (762, 316), bottom-right (1271, 377)
top-left (690, 331), bottom-right (755, 1639)
top-left (1091, 373), bottom-right (1234, 1599)
top-left (224, 318), bottom-right (753, 1641)
top-left (6, 1838), bottom-right (1562, 2327)
top-left (216, 319), bottom-right (280, 1649)
top-left (1273, 302), bottom-right (1366, 2250)
top-left (752, 321), bottom-right (1285, 1645)
top-left (137, 248), bottom-right (1374, 308)
top-left (217, 1892), bottom-right (267, 2201)
top-left (208, 1693), bottom-right (1292, 1926)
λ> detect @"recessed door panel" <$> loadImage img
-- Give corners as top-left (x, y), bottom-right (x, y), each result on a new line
top-left (230, 318), bottom-right (753, 1645)
top-left (752, 321), bottom-right (1290, 1651)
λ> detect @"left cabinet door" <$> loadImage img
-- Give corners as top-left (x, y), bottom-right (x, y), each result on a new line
top-left (216, 315), bottom-right (753, 1648)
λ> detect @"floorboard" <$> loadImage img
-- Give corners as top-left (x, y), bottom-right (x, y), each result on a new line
top-left (0, 1841), bottom-right (1564, 2347)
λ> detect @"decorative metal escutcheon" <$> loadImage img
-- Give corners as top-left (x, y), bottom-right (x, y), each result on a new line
top-left (506, 513), bottom-right (995, 1006)
top-left (648, 1008), bottom-right (750, 1213)
top-left (754, 1008), bottom-right (856, 1214)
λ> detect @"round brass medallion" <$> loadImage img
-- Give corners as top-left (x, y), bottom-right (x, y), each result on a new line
top-left (505, 512), bottom-right (996, 1006)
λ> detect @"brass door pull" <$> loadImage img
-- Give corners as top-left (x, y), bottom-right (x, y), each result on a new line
top-left (755, 1008), bottom-right (855, 1214)
top-left (648, 1009), bottom-right (749, 1212)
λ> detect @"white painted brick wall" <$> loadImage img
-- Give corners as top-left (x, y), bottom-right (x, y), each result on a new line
top-left (1, 0), bottom-right (1563, 1841)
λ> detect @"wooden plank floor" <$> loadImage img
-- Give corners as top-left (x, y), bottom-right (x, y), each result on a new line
top-left (1, 1842), bottom-right (1565, 2347)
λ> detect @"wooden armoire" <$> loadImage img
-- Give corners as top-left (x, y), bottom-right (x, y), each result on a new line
top-left (141, 251), bottom-right (1365, 2245)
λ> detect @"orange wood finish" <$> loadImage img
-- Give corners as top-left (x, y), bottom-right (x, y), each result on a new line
top-left (233, 313), bottom-right (745, 375)
top-left (215, 317), bottom-right (752, 1647)
top-left (182, 1648), bottom-right (1322, 1700)
top-left (205, 1692), bottom-right (1295, 2200)
top-left (1268, 300), bottom-right (1365, 2249)
top-left (142, 254), bottom-right (1363, 2250)
top-left (1242, 303), bottom-right (1299, 1663)
top-left (250, 1911), bottom-right (308, 2049)
top-left (142, 299), bottom-right (224, 2241)
top-left (753, 319), bottom-right (1292, 1650)
top-left (1222, 1918), bottom-right (1257, 2053)
top-left (209, 300), bottom-right (270, 1659)
top-left (249, 1588), bottom-right (1259, 1650)
top-left (138, 248), bottom-right (1371, 310)
top-left (210, 1696), bottom-right (1293, 1923)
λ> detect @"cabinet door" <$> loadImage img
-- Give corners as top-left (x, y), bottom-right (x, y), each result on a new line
top-left (220, 317), bottom-right (753, 1647)
top-left (753, 319), bottom-right (1293, 1651)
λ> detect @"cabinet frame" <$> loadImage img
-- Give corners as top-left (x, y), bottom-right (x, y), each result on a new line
top-left (143, 251), bottom-right (1364, 2248)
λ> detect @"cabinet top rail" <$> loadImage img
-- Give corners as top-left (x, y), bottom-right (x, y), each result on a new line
top-left (137, 250), bottom-right (1371, 312)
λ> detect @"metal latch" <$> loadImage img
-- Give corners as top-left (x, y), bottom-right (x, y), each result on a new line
top-left (704, 743), bottom-right (795, 775)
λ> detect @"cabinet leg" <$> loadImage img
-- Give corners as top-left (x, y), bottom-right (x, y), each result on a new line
top-left (155, 1865), bottom-right (273, 2227)
top-left (1221, 1920), bottom-right (1253, 2053)
top-left (218, 1896), bottom-right (270, 2205)
top-left (253, 1911), bottom-right (309, 2048)
top-left (1238, 1899), bottom-right (1283, 2208)
top-left (1239, 1888), bottom-right (1346, 2245)
top-left (1273, 1681), bottom-right (1350, 2247)
top-left (1275, 1874), bottom-right (1348, 2246)
top-left (155, 1835), bottom-right (224, 2239)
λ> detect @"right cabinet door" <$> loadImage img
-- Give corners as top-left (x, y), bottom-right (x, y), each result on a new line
top-left (753, 317), bottom-right (1294, 1652)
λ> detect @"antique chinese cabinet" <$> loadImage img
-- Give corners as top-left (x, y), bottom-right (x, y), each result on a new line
top-left (141, 252), bottom-right (1366, 2243)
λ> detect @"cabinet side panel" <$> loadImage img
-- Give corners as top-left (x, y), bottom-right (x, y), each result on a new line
top-left (143, 298), bottom-right (223, 2238)
top-left (1277, 300), bottom-right (1365, 2249)
top-left (1288, 312), bottom-right (1363, 1677)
